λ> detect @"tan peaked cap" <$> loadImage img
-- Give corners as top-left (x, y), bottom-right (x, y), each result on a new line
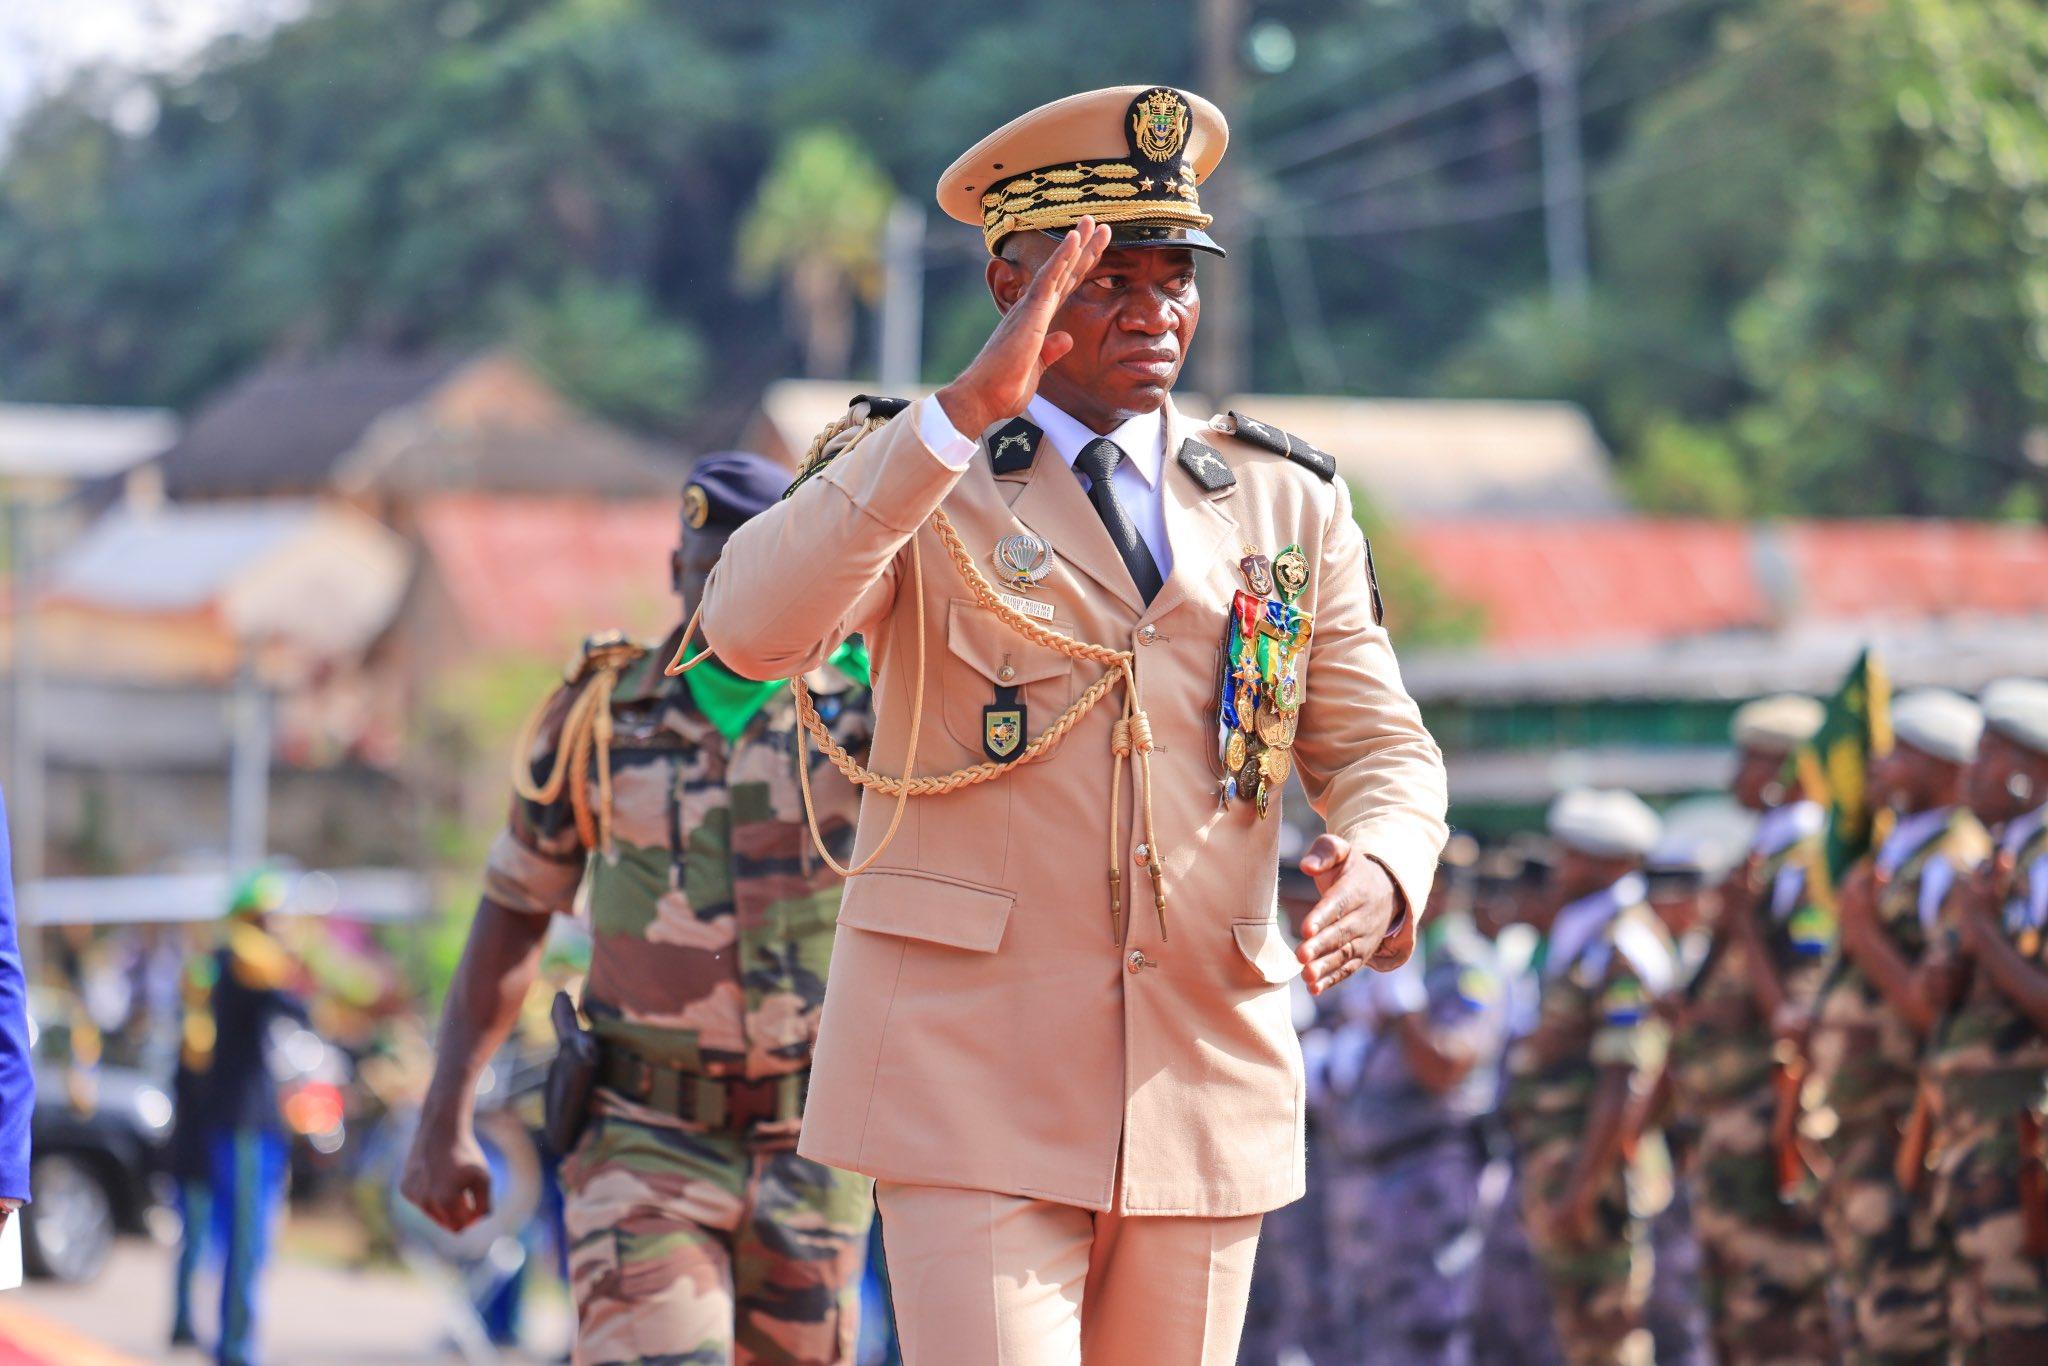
top-left (938, 86), bottom-right (1229, 254)
top-left (1547, 788), bottom-right (1662, 860)
top-left (1731, 693), bottom-right (1825, 755)
top-left (1892, 687), bottom-right (1984, 765)
top-left (1982, 677), bottom-right (2048, 757)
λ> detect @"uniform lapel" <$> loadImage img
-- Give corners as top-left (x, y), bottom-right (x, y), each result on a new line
top-left (998, 420), bottom-right (1145, 614)
top-left (1141, 405), bottom-right (1239, 625)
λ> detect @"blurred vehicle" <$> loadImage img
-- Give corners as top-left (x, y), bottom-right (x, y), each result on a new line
top-left (22, 992), bottom-right (172, 1282)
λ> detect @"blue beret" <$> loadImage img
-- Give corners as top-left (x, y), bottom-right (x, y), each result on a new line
top-left (682, 451), bottom-right (789, 531)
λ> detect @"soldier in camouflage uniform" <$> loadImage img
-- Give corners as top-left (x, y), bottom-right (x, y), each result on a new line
top-left (1921, 679), bottom-right (2048, 1362)
top-left (1808, 689), bottom-right (1990, 1363)
top-left (404, 453), bottom-right (875, 1365)
top-left (1504, 790), bottom-right (1675, 1366)
top-left (1314, 836), bottom-right (1505, 1365)
top-left (1471, 845), bottom-right (1567, 1366)
top-left (1665, 695), bottom-right (1837, 1363)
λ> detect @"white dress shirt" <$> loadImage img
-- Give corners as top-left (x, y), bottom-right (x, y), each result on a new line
top-left (915, 393), bottom-right (1174, 579)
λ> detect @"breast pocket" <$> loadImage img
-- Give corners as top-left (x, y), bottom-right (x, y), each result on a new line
top-left (941, 598), bottom-right (1076, 759)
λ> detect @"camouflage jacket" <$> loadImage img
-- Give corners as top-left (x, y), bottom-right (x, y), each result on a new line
top-left (483, 628), bottom-right (872, 1080)
top-left (1930, 807), bottom-right (2048, 1116)
top-left (1811, 805), bottom-right (1989, 1121)
top-left (1503, 874), bottom-right (1675, 1152)
top-left (1669, 802), bottom-right (1833, 1106)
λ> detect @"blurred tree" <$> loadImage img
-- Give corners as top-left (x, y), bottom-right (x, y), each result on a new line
top-left (734, 128), bottom-right (895, 380)
top-left (1729, 0), bottom-right (2048, 516)
top-left (507, 276), bottom-right (704, 431)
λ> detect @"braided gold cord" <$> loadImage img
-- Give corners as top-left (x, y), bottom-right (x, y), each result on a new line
top-left (767, 404), bottom-right (1171, 935)
top-left (508, 664), bottom-right (623, 856)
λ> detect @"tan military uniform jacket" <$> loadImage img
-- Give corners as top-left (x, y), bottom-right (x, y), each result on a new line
top-left (700, 399), bottom-right (1448, 1216)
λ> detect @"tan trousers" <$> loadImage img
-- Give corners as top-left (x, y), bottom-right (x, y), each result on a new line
top-left (875, 1181), bottom-right (1262, 1365)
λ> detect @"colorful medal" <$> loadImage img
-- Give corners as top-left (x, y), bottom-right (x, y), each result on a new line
top-left (1239, 552), bottom-right (1274, 597)
top-left (1271, 544), bottom-right (1309, 603)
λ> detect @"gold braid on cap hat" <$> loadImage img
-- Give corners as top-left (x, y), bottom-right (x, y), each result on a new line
top-left (979, 87), bottom-right (1213, 254)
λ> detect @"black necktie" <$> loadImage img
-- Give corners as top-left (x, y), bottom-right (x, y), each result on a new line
top-left (1074, 437), bottom-right (1164, 604)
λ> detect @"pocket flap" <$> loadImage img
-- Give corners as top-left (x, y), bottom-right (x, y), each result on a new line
top-left (1233, 918), bottom-right (1304, 985)
top-left (947, 599), bottom-right (1074, 687)
top-left (838, 869), bottom-right (1016, 953)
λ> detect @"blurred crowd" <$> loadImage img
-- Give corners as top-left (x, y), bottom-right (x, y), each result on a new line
top-left (1242, 679), bottom-right (2048, 1365)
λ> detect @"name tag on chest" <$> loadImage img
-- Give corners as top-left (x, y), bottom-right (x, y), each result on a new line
top-left (996, 591), bottom-right (1056, 622)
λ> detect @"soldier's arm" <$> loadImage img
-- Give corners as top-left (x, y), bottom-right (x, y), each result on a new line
top-left (1389, 1011), bottom-right (1479, 1096)
top-left (1964, 855), bottom-right (2048, 1031)
top-left (1291, 475), bottom-right (1449, 942)
top-left (1561, 959), bottom-right (1656, 1233)
top-left (1838, 863), bottom-right (1938, 1033)
top-left (406, 686), bottom-right (589, 1231)
top-left (1727, 869), bottom-right (1790, 1021)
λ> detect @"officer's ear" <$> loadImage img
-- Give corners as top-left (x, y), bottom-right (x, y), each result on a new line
top-left (987, 236), bottom-right (1046, 316)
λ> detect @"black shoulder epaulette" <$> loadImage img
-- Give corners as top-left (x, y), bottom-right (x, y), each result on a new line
top-left (1219, 410), bottom-right (1337, 481)
top-left (564, 630), bottom-right (648, 685)
top-left (851, 393), bottom-right (913, 420)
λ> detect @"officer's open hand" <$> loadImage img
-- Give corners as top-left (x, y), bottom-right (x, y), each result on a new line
top-left (936, 216), bottom-right (1112, 438)
top-left (1297, 834), bottom-right (1406, 995)
top-left (400, 1116), bottom-right (493, 1234)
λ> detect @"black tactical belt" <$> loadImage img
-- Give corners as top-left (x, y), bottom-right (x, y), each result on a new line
top-left (597, 1043), bottom-right (808, 1130)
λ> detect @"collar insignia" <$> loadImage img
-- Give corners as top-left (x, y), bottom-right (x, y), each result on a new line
top-left (1177, 438), bottom-right (1234, 491)
top-left (987, 417), bottom-right (1043, 476)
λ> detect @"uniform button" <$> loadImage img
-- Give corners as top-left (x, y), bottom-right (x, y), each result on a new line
top-left (1133, 842), bottom-right (1150, 866)
top-left (1127, 949), bottom-right (1148, 974)
top-left (1136, 625), bottom-right (1158, 645)
top-left (997, 664), bottom-right (1016, 683)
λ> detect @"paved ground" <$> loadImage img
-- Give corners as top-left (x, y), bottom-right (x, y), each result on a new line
top-left (1, 1236), bottom-right (570, 1364)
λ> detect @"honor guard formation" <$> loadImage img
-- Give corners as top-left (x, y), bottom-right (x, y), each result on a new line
top-left (380, 80), bottom-right (2048, 1366)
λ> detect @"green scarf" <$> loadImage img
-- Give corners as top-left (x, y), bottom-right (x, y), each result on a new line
top-left (683, 639), bottom-right (871, 742)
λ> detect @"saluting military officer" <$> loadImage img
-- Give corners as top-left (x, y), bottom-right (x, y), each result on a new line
top-left (1921, 678), bottom-right (2048, 1361)
top-left (1504, 790), bottom-right (1675, 1366)
top-left (698, 85), bottom-right (1449, 1363)
top-left (1666, 694), bottom-right (1837, 1363)
top-left (403, 454), bottom-right (877, 1365)
top-left (1808, 688), bottom-right (1990, 1361)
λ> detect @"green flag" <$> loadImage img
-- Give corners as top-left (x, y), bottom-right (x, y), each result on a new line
top-left (1795, 647), bottom-right (1894, 897)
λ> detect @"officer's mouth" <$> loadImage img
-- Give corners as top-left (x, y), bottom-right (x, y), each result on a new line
top-left (1115, 349), bottom-right (1179, 380)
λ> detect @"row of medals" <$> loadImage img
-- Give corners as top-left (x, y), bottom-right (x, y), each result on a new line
top-left (988, 530), bottom-right (1312, 821)
top-left (1222, 546), bottom-right (1311, 818)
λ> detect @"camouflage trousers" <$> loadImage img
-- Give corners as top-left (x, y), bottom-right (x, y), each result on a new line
top-left (1927, 1103), bottom-right (2048, 1362)
top-left (1684, 1085), bottom-right (1835, 1363)
top-left (561, 1108), bottom-right (873, 1365)
top-left (1238, 1137), bottom-right (1328, 1363)
top-left (1471, 1159), bottom-right (1566, 1366)
top-left (1817, 1106), bottom-right (1946, 1365)
top-left (1519, 1140), bottom-right (1652, 1366)
top-left (1323, 1127), bottom-right (1487, 1365)
top-left (1646, 1177), bottom-right (1713, 1366)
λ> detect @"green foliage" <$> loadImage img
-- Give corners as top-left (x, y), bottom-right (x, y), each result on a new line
top-left (1622, 416), bottom-right (1756, 517)
top-left (2, 0), bottom-right (2047, 517)
top-left (735, 127), bottom-right (897, 378)
top-left (508, 276), bottom-right (704, 430)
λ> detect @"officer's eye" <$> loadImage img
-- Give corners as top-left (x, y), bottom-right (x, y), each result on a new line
top-left (1088, 274), bottom-right (1124, 293)
top-left (1168, 272), bottom-right (1196, 293)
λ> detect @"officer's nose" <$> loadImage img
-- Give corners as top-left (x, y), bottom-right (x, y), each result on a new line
top-left (1119, 287), bottom-right (1175, 336)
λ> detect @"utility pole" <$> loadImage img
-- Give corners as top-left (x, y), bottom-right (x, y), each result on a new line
top-left (1503, 0), bottom-right (1590, 315)
top-left (7, 496), bottom-right (42, 961)
top-left (1197, 0), bottom-right (1250, 401)
top-left (878, 199), bottom-right (926, 390)
top-left (227, 651), bottom-right (270, 874)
